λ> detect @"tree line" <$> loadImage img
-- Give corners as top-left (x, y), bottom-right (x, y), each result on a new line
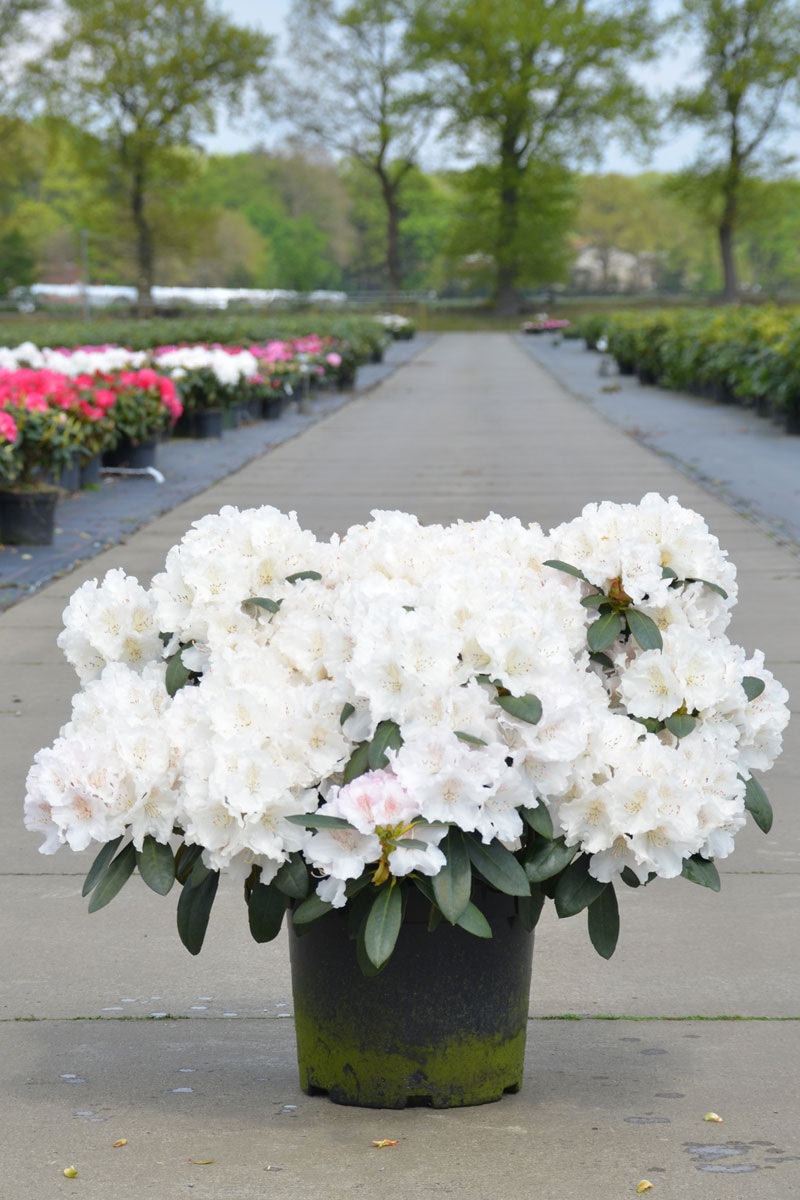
top-left (2, 0), bottom-right (800, 313)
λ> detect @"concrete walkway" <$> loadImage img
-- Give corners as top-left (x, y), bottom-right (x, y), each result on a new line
top-left (2, 332), bottom-right (798, 1198)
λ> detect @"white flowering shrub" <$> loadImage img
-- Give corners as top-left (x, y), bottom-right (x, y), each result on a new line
top-left (24, 495), bottom-right (790, 969)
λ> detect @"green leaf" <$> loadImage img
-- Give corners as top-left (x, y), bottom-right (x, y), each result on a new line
top-left (174, 842), bottom-right (204, 885)
top-left (661, 566), bottom-right (678, 580)
top-left (247, 880), bottom-right (287, 943)
top-left (176, 866), bottom-right (220, 955)
top-left (665, 713), bottom-right (697, 739)
top-left (455, 900), bottom-right (493, 938)
top-left (631, 715), bottom-right (663, 734)
top-left (367, 719), bottom-right (403, 770)
top-left (342, 740), bottom-right (370, 783)
top-left (245, 596), bottom-right (282, 613)
top-left (589, 651), bottom-right (615, 670)
top-left (285, 812), bottom-right (355, 831)
top-left (363, 884), bottom-right (403, 968)
top-left (285, 570), bottom-right (322, 584)
top-left (339, 702), bottom-right (356, 726)
top-left (692, 577), bottom-right (728, 599)
top-left (136, 836), bottom-right (175, 896)
top-left (620, 866), bottom-right (642, 888)
top-left (81, 835), bottom-right (123, 897)
top-left (626, 607), bottom-right (663, 651)
top-left (554, 854), bottom-right (607, 918)
top-left (743, 773), bottom-right (773, 833)
top-left (517, 887), bottom-right (546, 931)
top-left (522, 836), bottom-right (576, 883)
top-left (454, 730), bottom-right (488, 746)
top-left (432, 827), bottom-right (472, 923)
top-left (521, 804), bottom-right (553, 840)
top-left (87, 841), bottom-right (137, 913)
top-left (291, 891), bottom-right (333, 925)
top-left (165, 648), bottom-right (193, 698)
top-left (581, 593), bottom-right (611, 609)
top-left (465, 835), bottom-right (531, 896)
top-left (681, 855), bottom-right (721, 891)
top-left (496, 692), bottom-right (543, 725)
top-left (274, 852), bottom-right (310, 899)
top-left (587, 609), bottom-right (623, 652)
top-left (742, 675), bottom-right (766, 702)
top-left (543, 558), bottom-right (588, 581)
top-left (587, 883), bottom-right (619, 959)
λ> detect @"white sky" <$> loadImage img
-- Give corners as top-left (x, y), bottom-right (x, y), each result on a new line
top-left (208, 0), bottom-right (704, 174)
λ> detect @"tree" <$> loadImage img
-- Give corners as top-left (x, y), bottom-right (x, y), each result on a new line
top-left (32, 0), bottom-right (274, 311)
top-left (410, 0), bottom-right (659, 313)
top-left (671, 0), bottom-right (800, 302)
top-left (283, 0), bottom-right (433, 295)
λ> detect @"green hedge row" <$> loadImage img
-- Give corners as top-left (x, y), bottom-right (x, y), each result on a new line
top-left (576, 307), bottom-right (800, 433)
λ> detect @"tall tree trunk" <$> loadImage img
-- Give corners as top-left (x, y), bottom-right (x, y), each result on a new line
top-left (719, 145), bottom-right (740, 304)
top-left (131, 168), bottom-right (155, 317)
top-left (493, 141), bottom-right (523, 315)
top-left (378, 167), bottom-right (402, 299)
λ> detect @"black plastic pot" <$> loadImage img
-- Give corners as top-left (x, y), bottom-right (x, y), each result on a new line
top-left (289, 886), bottom-right (534, 1109)
top-left (0, 487), bottom-right (59, 545)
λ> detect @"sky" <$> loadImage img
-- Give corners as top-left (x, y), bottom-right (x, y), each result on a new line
top-left (208, 0), bottom-right (704, 174)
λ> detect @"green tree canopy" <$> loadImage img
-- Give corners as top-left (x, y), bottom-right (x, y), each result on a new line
top-left (30, 0), bottom-right (274, 310)
top-left (410, 0), bottom-right (659, 312)
top-left (670, 0), bottom-right (800, 301)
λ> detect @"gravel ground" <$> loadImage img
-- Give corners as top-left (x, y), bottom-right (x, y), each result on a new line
top-left (517, 332), bottom-right (800, 554)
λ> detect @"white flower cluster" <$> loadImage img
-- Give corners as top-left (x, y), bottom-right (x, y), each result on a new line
top-left (25, 495), bottom-right (789, 905)
top-left (0, 342), bottom-right (148, 374)
top-left (153, 346), bottom-right (260, 386)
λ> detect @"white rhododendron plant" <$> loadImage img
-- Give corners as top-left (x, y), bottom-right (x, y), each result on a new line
top-left (24, 495), bottom-right (790, 969)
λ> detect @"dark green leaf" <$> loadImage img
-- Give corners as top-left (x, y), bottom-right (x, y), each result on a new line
top-left (432, 827), bottom-right (472, 923)
top-left (587, 609), bottom-right (623, 652)
top-left (665, 713), bottom-right (697, 739)
top-left (454, 730), bottom-right (488, 746)
top-left (342, 740), bottom-right (370, 783)
top-left (581, 593), bottom-right (611, 609)
top-left (246, 596), bottom-right (282, 613)
top-left (681, 855), bottom-right (721, 891)
top-left (363, 884), bottom-right (403, 968)
top-left (743, 773), bottom-right (773, 833)
top-left (81, 835), bottom-right (123, 897)
top-left (274, 852), bottom-right (310, 899)
top-left (620, 866), bottom-right (642, 888)
top-left (465, 835), bottom-right (530, 896)
top-left (496, 692), bottom-right (543, 725)
top-left (587, 883), bottom-right (619, 959)
top-left (291, 891), bottom-right (333, 925)
top-left (247, 880), bottom-right (287, 943)
top-left (136, 836), bottom-right (175, 896)
top-left (517, 886), bottom-right (545, 931)
top-left (285, 812), bottom-right (355, 830)
top-left (367, 719), bottom-right (403, 770)
top-left (521, 804), bottom-right (553, 840)
top-left (455, 900), bottom-right (493, 938)
top-left (174, 842), bottom-right (204, 885)
top-left (339, 702), bottom-right (356, 726)
top-left (631, 715), bottom-right (664, 734)
top-left (742, 676), bottom-right (766, 702)
top-left (661, 566), bottom-right (678, 580)
top-left (543, 558), bottom-right (588, 581)
top-left (285, 570), bottom-right (322, 584)
top-left (687, 577), bottom-right (728, 599)
top-left (165, 648), bottom-right (192, 698)
top-left (589, 651), bottom-right (615, 670)
top-left (522, 836), bottom-right (576, 883)
top-left (554, 854), bottom-right (607, 918)
top-left (176, 866), bottom-right (220, 954)
top-left (626, 607), bottom-right (663, 651)
top-left (87, 840), bottom-right (137, 912)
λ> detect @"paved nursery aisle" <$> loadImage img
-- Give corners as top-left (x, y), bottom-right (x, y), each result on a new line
top-left (1, 332), bottom-right (798, 1198)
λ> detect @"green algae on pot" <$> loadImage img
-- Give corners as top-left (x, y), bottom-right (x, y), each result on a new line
top-left (289, 886), bottom-right (534, 1108)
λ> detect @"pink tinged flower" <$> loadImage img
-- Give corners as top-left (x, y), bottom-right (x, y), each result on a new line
top-left (0, 409), bottom-right (18, 443)
top-left (326, 352), bottom-right (342, 367)
top-left (328, 769), bottom-right (421, 834)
